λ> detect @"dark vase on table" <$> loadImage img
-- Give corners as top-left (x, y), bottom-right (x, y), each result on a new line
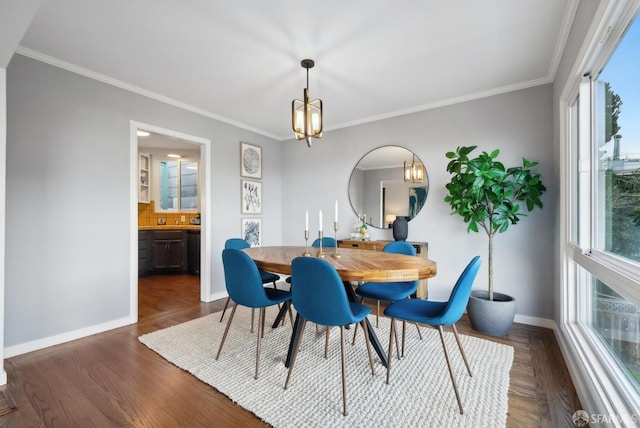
top-left (392, 216), bottom-right (408, 241)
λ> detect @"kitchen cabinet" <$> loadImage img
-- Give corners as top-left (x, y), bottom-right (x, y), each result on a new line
top-left (138, 230), bottom-right (150, 276)
top-left (138, 153), bottom-right (151, 203)
top-left (187, 230), bottom-right (201, 275)
top-left (151, 230), bottom-right (187, 272)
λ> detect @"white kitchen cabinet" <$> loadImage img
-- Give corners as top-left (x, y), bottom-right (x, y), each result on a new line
top-left (139, 153), bottom-right (151, 203)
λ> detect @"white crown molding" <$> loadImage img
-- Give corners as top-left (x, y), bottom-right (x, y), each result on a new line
top-left (315, 76), bottom-right (553, 140)
top-left (14, 46), bottom-right (282, 141)
top-left (547, 0), bottom-right (581, 80)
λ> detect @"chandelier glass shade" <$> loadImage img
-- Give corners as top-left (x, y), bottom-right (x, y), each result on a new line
top-left (292, 59), bottom-right (323, 147)
top-left (404, 155), bottom-right (425, 183)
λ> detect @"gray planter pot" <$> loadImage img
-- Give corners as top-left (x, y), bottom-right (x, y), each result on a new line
top-left (466, 290), bottom-right (516, 336)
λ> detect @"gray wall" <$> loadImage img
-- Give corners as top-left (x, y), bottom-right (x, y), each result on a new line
top-left (282, 84), bottom-right (556, 319)
top-left (5, 55), bottom-right (282, 349)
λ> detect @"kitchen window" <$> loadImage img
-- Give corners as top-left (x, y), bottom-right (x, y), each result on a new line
top-left (158, 160), bottom-right (199, 211)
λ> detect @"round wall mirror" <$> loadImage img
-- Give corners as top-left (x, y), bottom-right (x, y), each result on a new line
top-left (348, 145), bottom-right (429, 229)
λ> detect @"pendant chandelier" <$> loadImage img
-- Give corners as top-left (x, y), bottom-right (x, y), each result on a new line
top-left (292, 59), bottom-right (323, 147)
top-left (404, 154), bottom-right (425, 183)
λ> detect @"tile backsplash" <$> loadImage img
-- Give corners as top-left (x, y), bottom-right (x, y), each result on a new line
top-left (138, 201), bottom-right (199, 226)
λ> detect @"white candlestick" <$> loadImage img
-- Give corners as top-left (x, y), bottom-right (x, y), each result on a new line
top-left (305, 210), bottom-right (309, 231)
top-left (319, 209), bottom-right (323, 232)
top-left (334, 200), bottom-right (338, 222)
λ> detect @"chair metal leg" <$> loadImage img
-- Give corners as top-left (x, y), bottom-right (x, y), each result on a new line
top-left (284, 319), bottom-right (308, 389)
top-left (451, 324), bottom-right (472, 376)
top-left (287, 303), bottom-right (295, 328)
top-left (339, 326), bottom-right (348, 416)
top-left (386, 318), bottom-right (395, 384)
top-left (407, 296), bottom-right (423, 341)
top-left (251, 309), bottom-right (255, 333)
top-left (216, 304), bottom-right (237, 359)
top-left (219, 296), bottom-right (231, 322)
top-left (375, 300), bottom-right (380, 327)
top-left (437, 325), bottom-right (464, 414)
top-left (394, 321), bottom-right (401, 360)
top-left (360, 320), bottom-right (375, 375)
top-left (351, 296), bottom-right (365, 345)
top-left (401, 320), bottom-right (406, 358)
top-left (255, 307), bottom-right (265, 379)
top-left (415, 322), bottom-right (423, 340)
top-left (325, 327), bottom-right (330, 359)
top-left (272, 281), bottom-right (283, 316)
top-left (351, 322), bottom-right (359, 345)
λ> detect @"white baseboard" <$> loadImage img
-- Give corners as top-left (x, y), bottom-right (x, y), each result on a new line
top-left (4, 315), bottom-right (136, 358)
top-left (514, 313), bottom-right (557, 330)
top-left (203, 290), bottom-right (228, 303)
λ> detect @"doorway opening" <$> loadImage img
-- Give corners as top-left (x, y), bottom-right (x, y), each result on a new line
top-left (129, 121), bottom-right (212, 321)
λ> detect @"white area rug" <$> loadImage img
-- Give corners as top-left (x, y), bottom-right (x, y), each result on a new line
top-left (139, 307), bottom-right (513, 427)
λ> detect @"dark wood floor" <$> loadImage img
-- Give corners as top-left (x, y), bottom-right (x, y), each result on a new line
top-left (0, 275), bottom-right (581, 427)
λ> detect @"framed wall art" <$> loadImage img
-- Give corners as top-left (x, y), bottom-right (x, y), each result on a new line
top-left (409, 186), bottom-right (428, 218)
top-left (241, 179), bottom-right (262, 214)
top-left (240, 142), bottom-right (262, 179)
top-left (241, 218), bottom-right (262, 247)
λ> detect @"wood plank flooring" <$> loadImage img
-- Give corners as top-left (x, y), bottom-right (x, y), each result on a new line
top-left (0, 274), bottom-right (581, 427)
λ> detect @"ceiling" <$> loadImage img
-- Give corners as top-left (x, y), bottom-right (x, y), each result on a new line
top-left (16, 0), bottom-right (577, 141)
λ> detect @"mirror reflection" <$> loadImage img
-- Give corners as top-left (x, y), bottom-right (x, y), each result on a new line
top-left (348, 146), bottom-right (429, 229)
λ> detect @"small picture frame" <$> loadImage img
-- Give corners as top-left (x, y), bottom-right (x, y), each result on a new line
top-left (240, 142), bottom-right (262, 179)
top-left (241, 179), bottom-right (262, 214)
top-left (241, 218), bottom-right (262, 247)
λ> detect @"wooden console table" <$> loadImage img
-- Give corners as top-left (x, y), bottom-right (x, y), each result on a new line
top-left (336, 239), bottom-right (429, 299)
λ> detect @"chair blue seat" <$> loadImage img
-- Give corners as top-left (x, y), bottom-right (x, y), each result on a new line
top-left (261, 271), bottom-right (280, 284)
top-left (355, 281), bottom-right (419, 302)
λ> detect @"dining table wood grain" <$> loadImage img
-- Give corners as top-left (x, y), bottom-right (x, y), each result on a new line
top-left (242, 246), bottom-right (437, 282)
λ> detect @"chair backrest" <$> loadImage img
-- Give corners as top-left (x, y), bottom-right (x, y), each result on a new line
top-left (382, 241), bottom-right (418, 287)
top-left (221, 249), bottom-right (271, 308)
top-left (225, 238), bottom-right (250, 250)
top-left (440, 256), bottom-right (482, 325)
top-left (311, 237), bottom-right (337, 248)
top-left (382, 241), bottom-right (416, 256)
top-left (291, 257), bottom-right (358, 326)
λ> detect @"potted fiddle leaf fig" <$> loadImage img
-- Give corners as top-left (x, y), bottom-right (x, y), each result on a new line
top-left (444, 145), bottom-right (546, 336)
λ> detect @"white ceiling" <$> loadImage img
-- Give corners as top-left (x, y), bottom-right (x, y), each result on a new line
top-left (16, 0), bottom-right (577, 141)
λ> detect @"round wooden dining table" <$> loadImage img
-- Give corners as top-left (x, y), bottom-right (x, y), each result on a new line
top-left (242, 245), bottom-right (437, 368)
top-left (243, 245), bottom-right (437, 282)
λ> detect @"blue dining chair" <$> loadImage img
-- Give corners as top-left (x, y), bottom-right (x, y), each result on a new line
top-left (384, 256), bottom-right (481, 414)
top-left (284, 257), bottom-right (375, 416)
top-left (216, 249), bottom-right (293, 380)
top-left (312, 236), bottom-right (337, 247)
top-left (220, 238), bottom-right (282, 325)
top-left (352, 241), bottom-right (422, 356)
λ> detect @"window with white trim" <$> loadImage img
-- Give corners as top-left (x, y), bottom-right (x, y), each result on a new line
top-left (565, 4), bottom-right (640, 416)
top-left (158, 160), bottom-right (199, 211)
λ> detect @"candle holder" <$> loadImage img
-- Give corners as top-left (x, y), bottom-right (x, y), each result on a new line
top-left (331, 221), bottom-right (341, 258)
top-left (302, 230), bottom-right (311, 256)
top-left (317, 231), bottom-right (326, 258)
